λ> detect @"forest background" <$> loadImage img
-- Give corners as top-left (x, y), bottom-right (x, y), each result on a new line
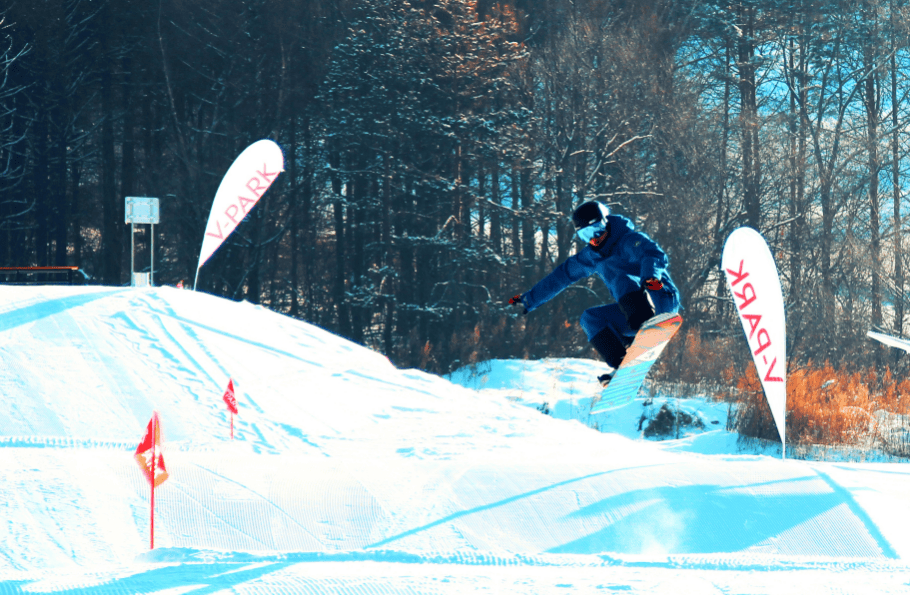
top-left (3, 0), bottom-right (910, 448)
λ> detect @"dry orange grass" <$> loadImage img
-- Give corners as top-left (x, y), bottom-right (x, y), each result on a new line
top-left (655, 327), bottom-right (910, 453)
top-left (730, 361), bottom-right (910, 452)
top-left (653, 328), bottom-right (744, 386)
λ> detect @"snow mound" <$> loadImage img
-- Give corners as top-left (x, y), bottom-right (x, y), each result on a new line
top-left (2, 286), bottom-right (910, 592)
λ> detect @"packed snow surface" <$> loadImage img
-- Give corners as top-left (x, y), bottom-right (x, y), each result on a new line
top-left (1, 286), bottom-right (910, 593)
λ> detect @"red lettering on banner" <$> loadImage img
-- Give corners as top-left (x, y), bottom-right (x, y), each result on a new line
top-left (206, 220), bottom-right (224, 239)
top-left (225, 204), bottom-right (240, 225)
top-left (734, 283), bottom-right (757, 310)
top-left (744, 313), bottom-right (762, 339)
top-left (725, 260), bottom-right (749, 286)
top-left (238, 194), bottom-right (257, 214)
top-left (246, 176), bottom-right (266, 198)
top-left (764, 357), bottom-right (783, 382)
top-left (727, 255), bottom-right (784, 383)
top-left (754, 328), bottom-right (772, 356)
top-left (257, 163), bottom-right (279, 183)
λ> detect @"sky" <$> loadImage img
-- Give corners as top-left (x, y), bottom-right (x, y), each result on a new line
top-left (1, 285), bottom-right (909, 594)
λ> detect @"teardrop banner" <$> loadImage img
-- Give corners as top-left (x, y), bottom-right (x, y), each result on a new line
top-left (722, 227), bottom-right (788, 458)
top-left (194, 139), bottom-right (284, 289)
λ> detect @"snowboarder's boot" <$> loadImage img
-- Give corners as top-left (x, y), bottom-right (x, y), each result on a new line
top-left (589, 327), bottom-right (624, 387)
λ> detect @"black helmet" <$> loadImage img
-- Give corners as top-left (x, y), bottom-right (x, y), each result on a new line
top-left (571, 201), bottom-right (610, 230)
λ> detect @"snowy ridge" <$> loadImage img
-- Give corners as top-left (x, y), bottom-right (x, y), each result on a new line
top-left (0, 436), bottom-right (136, 449)
top-left (2, 286), bottom-right (910, 593)
top-left (130, 547), bottom-right (910, 572)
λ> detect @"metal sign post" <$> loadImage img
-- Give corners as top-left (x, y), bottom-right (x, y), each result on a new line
top-left (125, 197), bottom-right (160, 287)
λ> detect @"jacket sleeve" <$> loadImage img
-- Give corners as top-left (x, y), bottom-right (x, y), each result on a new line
top-left (522, 251), bottom-right (595, 312)
top-left (623, 231), bottom-right (669, 283)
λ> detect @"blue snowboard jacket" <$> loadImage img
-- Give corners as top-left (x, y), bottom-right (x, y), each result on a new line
top-left (521, 215), bottom-right (677, 313)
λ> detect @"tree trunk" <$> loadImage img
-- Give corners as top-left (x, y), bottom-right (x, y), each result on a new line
top-left (122, 55), bottom-right (137, 274)
top-left (738, 5), bottom-right (760, 230)
top-left (101, 62), bottom-right (121, 285)
top-left (891, 17), bottom-right (904, 338)
top-left (288, 114), bottom-right (299, 317)
top-left (477, 165), bottom-right (486, 241)
top-left (350, 150), bottom-right (367, 344)
top-left (788, 32), bottom-right (808, 327)
top-left (71, 159), bottom-right (82, 269)
top-left (52, 113), bottom-right (68, 266)
top-left (520, 165), bottom-right (534, 282)
top-left (864, 45), bottom-right (882, 334)
top-left (330, 150), bottom-right (351, 338)
top-left (302, 116), bottom-right (314, 321)
top-left (33, 112), bottom-right (49, 267)
top-left (382, 153), bottom-right (393, 355)
top-left (891, 47), bottom-right (904, 335)
top-left (714, 40), bottom-right (732, 320)
top-left (511, 165), bottom-right (521, 266)
top-left (556, 159), bottom-right (572, 264)
top-left (490, 159), bottom-right (502, 255)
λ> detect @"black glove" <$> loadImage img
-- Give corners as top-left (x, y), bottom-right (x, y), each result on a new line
top-left (508, 294), bottom-right (527, 315)
top-left (618, 288), bottom-right (655, 331)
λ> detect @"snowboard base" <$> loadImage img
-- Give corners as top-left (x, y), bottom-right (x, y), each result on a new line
top-left (591, 312), bottom-right (683, 414)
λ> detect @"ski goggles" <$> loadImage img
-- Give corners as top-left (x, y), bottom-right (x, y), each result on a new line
top-left (576, 222), bottom-right (607, 244)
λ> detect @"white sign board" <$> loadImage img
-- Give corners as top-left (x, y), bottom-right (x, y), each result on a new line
top-left (722, 227), bottom-right (787, 456)
top-left (126, 197), bottom-right (160, 224)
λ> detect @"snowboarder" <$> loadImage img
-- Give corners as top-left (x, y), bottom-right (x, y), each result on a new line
top-left (508, 200), bottom-right (680, 387)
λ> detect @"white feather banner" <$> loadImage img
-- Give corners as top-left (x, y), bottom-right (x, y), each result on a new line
top-left (195, 139), bottom-right (284, 287)
top-left (722, 227), bottom-right (787, 457)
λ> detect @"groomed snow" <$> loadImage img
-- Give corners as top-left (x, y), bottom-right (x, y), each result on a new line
top-left (1, 286), bottom-right (909, 593)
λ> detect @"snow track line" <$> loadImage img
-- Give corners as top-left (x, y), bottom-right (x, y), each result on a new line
top-left (138, 294), bottom-right (321, 366)
top-left (0, 289), bottom-right (114, 333)
top-left (813, 470), bottom-right (898, 559)
top-left (4, 556), bottom-right (910, 595)
top-left (163, 473), bottom-right (272, 550)
top-left (148, 312), bottom-right (223, 392)
top-left (118, 547), bottom-right (910, 571)
top-left (365, 466), bottom-right (656, 550)
top-left (190, 462), bottom-right (325, 546)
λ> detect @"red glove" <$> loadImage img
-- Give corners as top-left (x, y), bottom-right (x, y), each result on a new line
top-left (508, 294), bottom-right (527, 315)
top-left (643, 278), bottom-right (663, 291)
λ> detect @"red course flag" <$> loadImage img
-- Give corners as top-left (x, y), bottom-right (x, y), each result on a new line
top-left (222, 379), bottom-right (239, 415)
top-left (135, 411), bottom-right (168, 550)
top-left (134, 411), bottom-right (169, 488)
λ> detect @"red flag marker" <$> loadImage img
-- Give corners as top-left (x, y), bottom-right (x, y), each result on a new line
top-left (135, 411), bottom-right (168, 549)
top-left (222, 379), bottom-right (239, 439)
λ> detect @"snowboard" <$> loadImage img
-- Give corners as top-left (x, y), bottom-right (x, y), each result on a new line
top-left (590, 312), bottom-right (683, 414)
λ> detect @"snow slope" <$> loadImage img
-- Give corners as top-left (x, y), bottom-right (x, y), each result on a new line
top-left (1, 286), bottom-right (910, 593)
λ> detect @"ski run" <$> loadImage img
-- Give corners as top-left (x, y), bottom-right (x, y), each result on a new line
top-left (1, 286), bottom-right (909, 594)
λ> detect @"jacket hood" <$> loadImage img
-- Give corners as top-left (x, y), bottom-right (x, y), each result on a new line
top-left (594, 214), bottom-right (634, 254)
